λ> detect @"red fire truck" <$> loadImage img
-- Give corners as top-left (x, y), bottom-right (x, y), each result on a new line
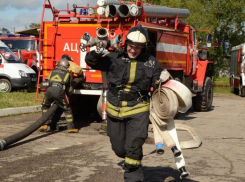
top-left (230, 43), bottom-right (245, 96)
top-left (37, 0), bottom-right (213, 117)
top-left (0, 36), bottom-right (39, 75)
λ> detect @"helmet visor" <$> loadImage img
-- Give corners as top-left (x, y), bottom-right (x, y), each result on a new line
top-left (127, 40), bottom-right (145, 49)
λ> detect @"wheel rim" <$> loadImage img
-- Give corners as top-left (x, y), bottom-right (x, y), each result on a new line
top-left (0, 81), bottom-right (10, 92)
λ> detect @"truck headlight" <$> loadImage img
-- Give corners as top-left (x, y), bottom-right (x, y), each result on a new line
top-left (19, 70), bottom-right (27, 77)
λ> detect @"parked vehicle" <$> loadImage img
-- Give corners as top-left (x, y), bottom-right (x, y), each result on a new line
top-left (0, 36), bottom-right (39, 75)
top-left (36, 0), bottom-right (213, 117)
top-left (230, 43), bottom-right (245, 96)
top-left (0, 41), bottom-right (36, 93)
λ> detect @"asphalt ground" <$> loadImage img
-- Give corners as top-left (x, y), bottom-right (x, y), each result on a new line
top-left (0, 93), bottom-right (244, 182)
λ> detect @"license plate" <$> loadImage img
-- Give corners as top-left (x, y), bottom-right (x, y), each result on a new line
top-left (32, 78), bottom-right (37, 81)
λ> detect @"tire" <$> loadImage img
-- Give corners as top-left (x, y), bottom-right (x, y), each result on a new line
top-left (192, 77), bottom-right (213, 112)
top-left (0, 79), bottom-right (12, 93)
top-left (230, 78), bottom-right (234, 93)
top-left (240, 86), bottom-right (245, 97)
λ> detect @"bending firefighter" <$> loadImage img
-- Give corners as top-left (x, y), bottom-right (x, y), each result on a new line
top-left (85, 25), bottom-right (163, 182)
top-left (45, 54), bottom-right (85, 130)
top-left (40, 59), bottom-right (78, 133)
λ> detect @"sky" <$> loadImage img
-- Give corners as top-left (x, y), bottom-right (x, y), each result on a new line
top-left (0, 0), bottom-right (97, 32)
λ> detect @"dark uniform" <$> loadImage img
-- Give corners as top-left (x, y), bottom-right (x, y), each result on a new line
top-left (42, 65), bottom-right (76, 132)
top-left (85, 39), bottom-right (163, 181)
top-left (45, 55), bottom-right (84, 131)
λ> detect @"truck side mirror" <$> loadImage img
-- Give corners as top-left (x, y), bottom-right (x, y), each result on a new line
top-left (206, 34), bottom-right (212, 48)
top-left (24, 59), bottom-right (28, 64)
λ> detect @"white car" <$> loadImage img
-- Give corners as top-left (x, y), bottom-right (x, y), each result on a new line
top-left (0, 41), bottom-right (36, 93)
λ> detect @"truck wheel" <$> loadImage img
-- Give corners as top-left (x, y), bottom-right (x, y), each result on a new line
top-left (240, 86), bottom-right (245, 97)
top-left (192, 77), bottom-right (213, 112)
top-left (230, 78), bottom-right (234, 93)
top-left (0, 79), bottom-right (12, 93)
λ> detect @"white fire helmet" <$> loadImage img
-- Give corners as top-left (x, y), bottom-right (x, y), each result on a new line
top-left (126, 25), bottom-right (148, 47)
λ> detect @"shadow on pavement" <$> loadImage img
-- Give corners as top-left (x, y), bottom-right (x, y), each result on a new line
top-left (143, 166), bottom-right (199, 182)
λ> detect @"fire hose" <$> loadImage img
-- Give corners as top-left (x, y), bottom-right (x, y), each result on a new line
top-left (0, 104), bottom-right (58, 151)
top-left (150, 80), bottom-right (202, 178)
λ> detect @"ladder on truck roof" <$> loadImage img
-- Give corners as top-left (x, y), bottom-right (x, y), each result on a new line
top-left (35, 0), bottom-right (57, 101)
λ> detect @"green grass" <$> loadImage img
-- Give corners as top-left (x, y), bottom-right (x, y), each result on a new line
top-left (213, 77), bottom-right (231, 94)
top-left (213, 86), bottom-right (231, 94)
top-left (214, 77), bottom-right (229, 82)
top-left (213, 77), bottom-right (229, 87)
top-left (0, 91), bottom-right (44, 109)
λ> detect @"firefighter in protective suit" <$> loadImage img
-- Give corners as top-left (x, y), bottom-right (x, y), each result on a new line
top-left (40, 59), bottom-right (78, 133)
top-left (48, 54), bottom-right (85, 128)
top-left (85, 25), bottom-right (163, 182)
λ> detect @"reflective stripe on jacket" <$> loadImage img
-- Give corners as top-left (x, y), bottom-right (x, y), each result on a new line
top-left (85, 50), bottom-right (163, 118)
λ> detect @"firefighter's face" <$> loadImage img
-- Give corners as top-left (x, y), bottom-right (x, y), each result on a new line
top-left (127, 43), bottom-right (143, 59)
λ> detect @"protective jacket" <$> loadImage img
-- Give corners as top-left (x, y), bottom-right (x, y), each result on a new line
top-left (48, 67), bottom-right (72, 94)
top-left (42, 67), bottom-right (74, 130)
top-left (85, 51), bottom-right (163, 119)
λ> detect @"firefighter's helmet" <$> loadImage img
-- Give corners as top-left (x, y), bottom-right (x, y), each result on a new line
top-left (126, 25), bottom-right (148, 47)
top-left (61, 54), bottom-right (73, 62)
top-left (57, 59), bottom-right (70, 70)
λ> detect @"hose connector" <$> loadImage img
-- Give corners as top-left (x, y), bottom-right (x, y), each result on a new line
top-left (156, 143), bottom-right (164, 155)
top-left (179, 166), bottom-right (190, 179)
top-left (0, 139), bottom-right (6, 151)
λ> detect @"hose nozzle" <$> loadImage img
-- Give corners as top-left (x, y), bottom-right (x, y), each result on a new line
top-left (0, 139), bottom-right (6, 151)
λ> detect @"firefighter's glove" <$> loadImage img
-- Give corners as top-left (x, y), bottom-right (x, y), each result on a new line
top-left (95, 47), bottom-right (110, 57)
top-left (68, 86), bottom-right (74, 95)
top-left (159, 69), bottom-right (171, 83)
top-left (155, 69), bottom-right (171, 86)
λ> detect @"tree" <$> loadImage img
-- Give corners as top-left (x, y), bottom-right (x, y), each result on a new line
top-left (146, 0), bottom-right (245, 77)
top-left (29, 23), bottom-right (40, 28)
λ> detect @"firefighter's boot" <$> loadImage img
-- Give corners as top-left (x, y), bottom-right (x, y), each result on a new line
top-left (171, 146), bottom-right (181, 157)
top-left (124, 163), bottom-right (144, 182)
top-left (67, 122), bottom-right (78, 133)
top-left (68, 128), bottom-right (78, 133)
top-left (49, 121), bottom-right (57, 131)
top-left (38, 125), bottom-right (48, 132)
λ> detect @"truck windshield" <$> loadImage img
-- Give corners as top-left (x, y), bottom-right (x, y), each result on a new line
top-left (0, 47), bottom-right (21, 63)
top-left (1, 39), bottom-right (35, 51)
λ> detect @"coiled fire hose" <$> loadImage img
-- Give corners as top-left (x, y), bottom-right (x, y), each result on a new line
top-left (150, 80), bottom-right (202, 178)
top-left (160, 80), bottom-right (202, 149)
top-left (0, 104), bottom-right (58, 151)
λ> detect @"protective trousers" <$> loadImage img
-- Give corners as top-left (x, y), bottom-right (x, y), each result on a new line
top-left (107, 112), bottom-right (149, 182)
top-left (42, 87), bottom-right (75, 130)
